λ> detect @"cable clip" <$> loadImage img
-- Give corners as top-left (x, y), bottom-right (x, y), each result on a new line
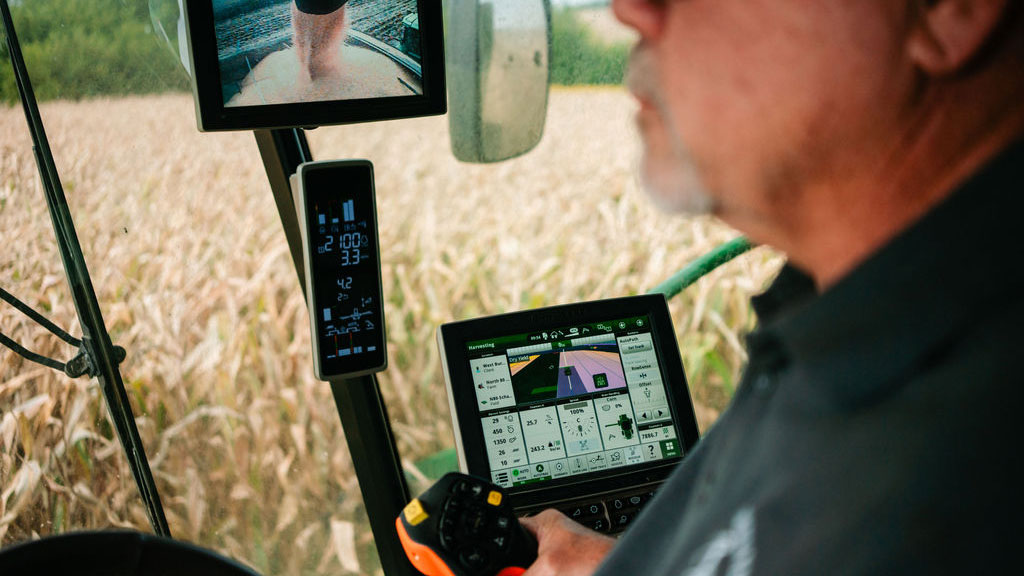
top-left (64, 343), bottom-right (127, 379)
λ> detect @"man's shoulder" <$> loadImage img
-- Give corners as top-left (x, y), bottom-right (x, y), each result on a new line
top-left (907, 274), bottom-right (1024, 400)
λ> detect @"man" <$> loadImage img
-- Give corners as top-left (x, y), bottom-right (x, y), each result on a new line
top-left (522, 0), bottom-right (1024, 574)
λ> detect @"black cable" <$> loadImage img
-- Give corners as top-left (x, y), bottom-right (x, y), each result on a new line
top-left (0, 329), bottom-right (66, 371)
top-left (0, 286), bottom-right (82, 346)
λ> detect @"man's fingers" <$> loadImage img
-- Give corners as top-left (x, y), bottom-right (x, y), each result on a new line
top-left (519, 509), bottom-right (565, 546)
top-left (519, 514), bottom-right (542, 537)
top-left (519, 509), bottom-right (615, 576)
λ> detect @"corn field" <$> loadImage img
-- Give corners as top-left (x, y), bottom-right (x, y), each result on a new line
top-left (0, 88), bottom-right (783, 575)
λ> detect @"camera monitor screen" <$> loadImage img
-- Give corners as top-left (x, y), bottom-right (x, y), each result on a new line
top-left (439, 296), bottom-right (701, 495)
top-left (183, 0), bottom-right (446, 131)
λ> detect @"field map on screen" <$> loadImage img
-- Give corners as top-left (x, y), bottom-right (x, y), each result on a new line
top-left (212, 0), bottom-right (423, 107)
top-left (508, 337), bottom-right (627, 402)
top-left (465, 317), bottom-right (683, 488)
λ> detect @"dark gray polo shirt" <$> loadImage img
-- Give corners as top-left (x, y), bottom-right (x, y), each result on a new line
top-left (596, 141), bottom-right (1024, 575)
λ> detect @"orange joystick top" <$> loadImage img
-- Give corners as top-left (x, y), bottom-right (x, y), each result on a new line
top-left (395, 473), bottom-right (537, 576)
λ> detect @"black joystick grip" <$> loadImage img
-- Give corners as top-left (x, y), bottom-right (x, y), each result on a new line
top-left (396, 472), bottom-right (538, 576)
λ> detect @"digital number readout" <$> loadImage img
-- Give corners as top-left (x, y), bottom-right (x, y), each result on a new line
top-left (305, 163), bottom-right (386, 378)
top-left (317, 232), bottom-right (365, 266)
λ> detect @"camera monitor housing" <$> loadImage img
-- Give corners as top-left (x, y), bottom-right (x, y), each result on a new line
top-left (297, 160), bottom-right (387, 380)
top-left (182, 0), bottom-right (446, 131)
top-left (439, 295), bottom-right (701, 512)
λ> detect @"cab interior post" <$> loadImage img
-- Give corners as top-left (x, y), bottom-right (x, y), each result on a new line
top-left (255, 128), bottom-right (417, 576)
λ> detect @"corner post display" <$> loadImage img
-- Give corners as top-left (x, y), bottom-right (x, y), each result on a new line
top-left (255, 128), bottom-right (417, 576)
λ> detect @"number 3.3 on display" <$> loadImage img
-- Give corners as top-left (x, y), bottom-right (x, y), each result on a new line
top-left (318, 232), bottom-right (367, 266)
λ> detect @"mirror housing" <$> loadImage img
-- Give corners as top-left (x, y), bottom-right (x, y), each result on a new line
top-left (446, 0), bottom-right (551, 163)
top-left (148, 0), bottom-right (192, 76)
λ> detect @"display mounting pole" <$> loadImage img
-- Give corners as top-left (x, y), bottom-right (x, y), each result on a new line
top-left (254, 128), bottom-right (416, 576)
top-left (1, 0), bottom-right (170, 536)
top-left (254, 129), bottom-right (311, 294)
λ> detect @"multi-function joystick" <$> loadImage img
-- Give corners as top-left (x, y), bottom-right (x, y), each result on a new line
top-left (396, 473), bottom-right (538, 576)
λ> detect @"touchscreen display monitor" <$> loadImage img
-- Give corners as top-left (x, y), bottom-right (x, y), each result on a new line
top-left (463, 315), bottom-right (684, 489)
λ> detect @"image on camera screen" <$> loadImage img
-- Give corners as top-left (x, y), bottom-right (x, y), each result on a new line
top-left (212, 0), bottom-right (424, 107)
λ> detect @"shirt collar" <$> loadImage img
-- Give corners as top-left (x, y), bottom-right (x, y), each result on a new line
top-left (749, 139), bottom-right (1024, 408)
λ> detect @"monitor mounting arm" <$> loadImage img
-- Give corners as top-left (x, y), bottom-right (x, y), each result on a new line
top-left (254, 128), bottom-right (418, 576)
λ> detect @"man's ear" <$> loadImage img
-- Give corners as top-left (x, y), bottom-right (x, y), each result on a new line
top-left (907, 0), bottom-right (1011, 75)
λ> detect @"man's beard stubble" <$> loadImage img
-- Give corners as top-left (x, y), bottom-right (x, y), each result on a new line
top-left (626, 46), bottom-right (716, 215)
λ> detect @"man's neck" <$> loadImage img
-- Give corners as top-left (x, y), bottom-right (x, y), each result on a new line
top-left (738, 81), bottom-right (1024, 292)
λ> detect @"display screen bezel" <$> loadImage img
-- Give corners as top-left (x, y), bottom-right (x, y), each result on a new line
top-left (300, 160), bottom-right (387, 380)
top-left (440, 295), bottom-right (700, 500)
top-left (183, 0), bottom-right (446, 131)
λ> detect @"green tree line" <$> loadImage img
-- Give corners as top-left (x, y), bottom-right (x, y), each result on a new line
top-left (0, 0), bottom-right (190, 103)
top-left (550, 8), bottom-right (629, 86)
top-left (0, 1), bottom-right (625, 104)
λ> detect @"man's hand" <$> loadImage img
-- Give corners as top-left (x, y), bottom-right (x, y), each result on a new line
top-left (520, 509), bottom-right (616, 576)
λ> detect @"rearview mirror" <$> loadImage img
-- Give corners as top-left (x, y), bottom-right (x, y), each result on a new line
top-left (148, 0), bottom-right (192, 76)
top-left (446, 0), bottom-right (550, 163)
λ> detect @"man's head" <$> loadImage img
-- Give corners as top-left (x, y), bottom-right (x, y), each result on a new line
top-left (614, 0), bottom-right (1024, 282)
